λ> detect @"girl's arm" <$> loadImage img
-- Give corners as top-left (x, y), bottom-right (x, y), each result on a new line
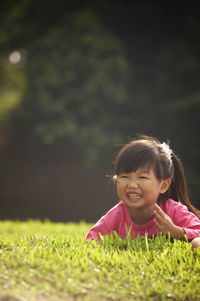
top-left (86, 217), bottom-right (112, 241)
top-left (154, 202), bottom-right (200, 240)
top-left (86, 204), bottom-right (122, 240)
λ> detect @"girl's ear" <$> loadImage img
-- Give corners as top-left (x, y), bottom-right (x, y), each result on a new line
top-left (160, 178), bottom-right (171, 194)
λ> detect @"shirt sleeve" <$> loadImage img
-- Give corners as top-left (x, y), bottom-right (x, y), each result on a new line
top-left (86, 204), bottom-right (121, 241)
top-left (86, 216), bottom-right (112, 241)
top-left (166, 200), bottom-right (200, 241)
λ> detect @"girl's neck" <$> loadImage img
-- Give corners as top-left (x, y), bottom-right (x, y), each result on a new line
top-left (128, 207), bottom-right (154, 225)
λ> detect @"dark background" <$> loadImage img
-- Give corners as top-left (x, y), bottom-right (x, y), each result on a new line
top-left (0, 1), bottom-right (200, 222)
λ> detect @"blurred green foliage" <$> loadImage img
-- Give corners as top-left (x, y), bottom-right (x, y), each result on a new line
top-left (0, 1), bottom-right (200, 201)
top-left (0, 60), bottom-right (26, 121)
top-left (16, 9), bottom-right (131, 164)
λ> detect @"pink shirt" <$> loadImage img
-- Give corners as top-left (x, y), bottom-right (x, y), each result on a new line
top-left (86, 199), bottom-right (200, 241)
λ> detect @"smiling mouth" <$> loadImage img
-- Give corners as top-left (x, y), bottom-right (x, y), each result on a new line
top-left (127, 193), bottom-right (142, 201)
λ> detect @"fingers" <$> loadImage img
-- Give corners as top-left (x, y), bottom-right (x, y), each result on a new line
top-left (153, 204), bottom-right (165, 223)
top-left (154, 203), bottom-right (165, 216)
top-left (154, 218), bottom-right (160, 229)
top-left (153, 203), bottom-right (168, 232)
top-left (153, 203), bottom-right (174, 235)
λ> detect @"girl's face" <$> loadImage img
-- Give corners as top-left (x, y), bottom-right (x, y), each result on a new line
top-left (116, 167), bottom-right (171, 213)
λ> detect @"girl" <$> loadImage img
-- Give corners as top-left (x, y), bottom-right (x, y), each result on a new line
top-left (86, 135), bottom-right (200, 249)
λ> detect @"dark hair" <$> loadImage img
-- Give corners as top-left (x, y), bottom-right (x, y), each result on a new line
top-left (114, 135), bottom-right (200, 218)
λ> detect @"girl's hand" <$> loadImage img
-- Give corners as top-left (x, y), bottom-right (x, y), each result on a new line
top-left (153, 204), bottom-right (185, 239)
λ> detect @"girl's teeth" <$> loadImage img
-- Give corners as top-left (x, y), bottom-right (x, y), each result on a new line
top-left (128, 194), bottom-right (141, 198)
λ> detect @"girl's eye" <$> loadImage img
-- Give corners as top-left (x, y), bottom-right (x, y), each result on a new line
top-left (139, 176), bottom-right (148, 179)
top-left (119, 175), bottom-right (128, 179)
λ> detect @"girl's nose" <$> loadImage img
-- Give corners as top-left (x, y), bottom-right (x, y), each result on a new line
top-left (127, 179), bottom-right (138, 188)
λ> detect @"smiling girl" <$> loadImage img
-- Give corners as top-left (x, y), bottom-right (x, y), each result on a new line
top-left (86, 135), bottom-right (200, 249)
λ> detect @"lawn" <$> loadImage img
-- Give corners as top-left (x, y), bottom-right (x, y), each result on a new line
top-left (0, 220), bottom-right (200, 301)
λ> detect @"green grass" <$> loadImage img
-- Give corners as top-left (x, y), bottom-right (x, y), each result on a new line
top-left (0, 220), bottom-right (200, 301)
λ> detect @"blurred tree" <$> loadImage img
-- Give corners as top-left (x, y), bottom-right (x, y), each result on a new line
top-left (15, 9), bottom-right (131, 165)
top-left (0, 60), bottom-right (26, 122)
top-left (0, 0), bottom-right (27, 149)
top-left (0, 0), bottom-right (200, 204)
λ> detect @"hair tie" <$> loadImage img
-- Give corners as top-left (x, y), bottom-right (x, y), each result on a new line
top-left (113, 175), bottom-right (118, 183)
top-left (160, 142), bottom-right (172, 160)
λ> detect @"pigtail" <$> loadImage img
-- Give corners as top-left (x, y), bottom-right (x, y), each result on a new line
top-left (171, 152), bottom-right (200, 219)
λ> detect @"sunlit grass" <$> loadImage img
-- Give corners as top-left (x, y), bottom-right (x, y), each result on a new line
top-left (0, 220), bottom-right (200, 300)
